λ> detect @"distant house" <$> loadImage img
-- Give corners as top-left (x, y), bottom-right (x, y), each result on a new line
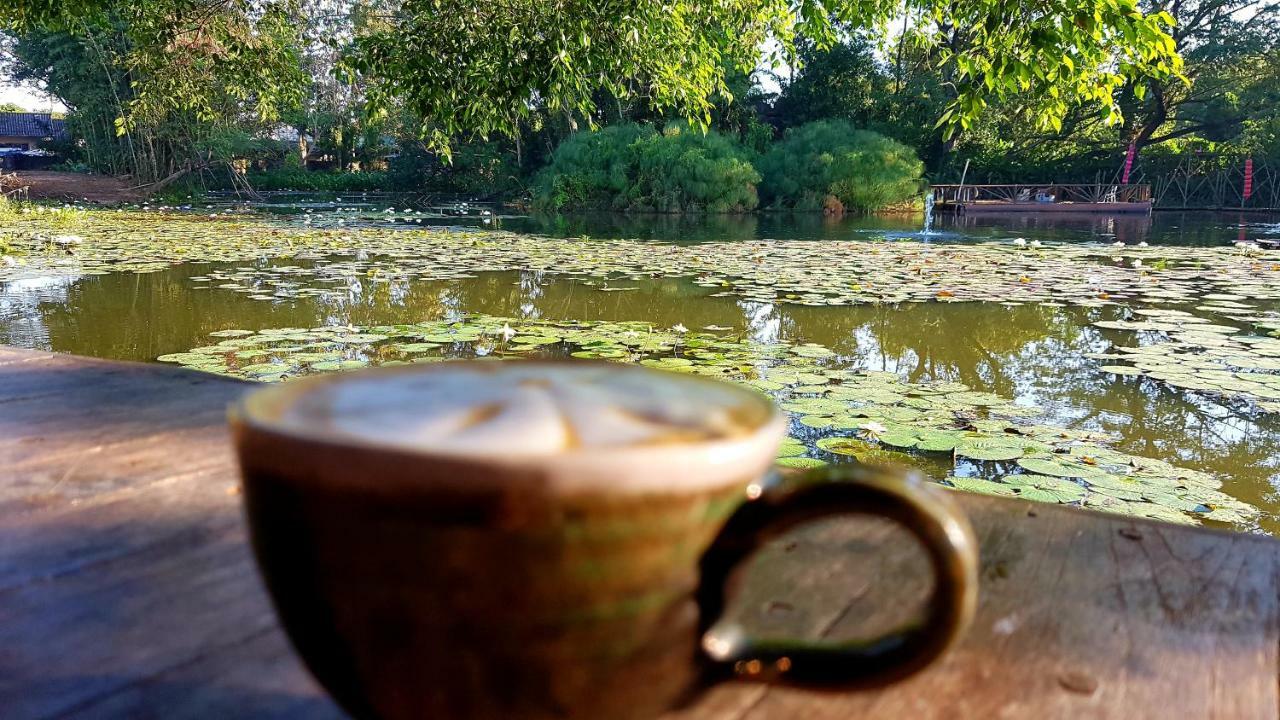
top-left (0, 112), bottom-right (68, 150)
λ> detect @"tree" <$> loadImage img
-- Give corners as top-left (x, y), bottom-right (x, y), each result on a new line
top-left (1121, 0), bottom-right (1279, 155)
top-left (0, 0), bottom-right (1191, 186)
top-left (771, 33), bottom-right (953, 168)
top-left (948, 0), bottom-right (1280, 182)
top-left (1, 0), bottom-right (307, 184)
top-left (773, 35), bottom-right (892, 131)
top-left (348, 0), bottom-right (1183, 155)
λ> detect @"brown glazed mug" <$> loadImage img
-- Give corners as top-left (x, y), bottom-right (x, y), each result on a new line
top-left (229, 361), bottom-right (979, 720)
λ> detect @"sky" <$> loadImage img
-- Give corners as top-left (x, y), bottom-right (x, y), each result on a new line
top-left (0, 82), bottom-right (66, 112)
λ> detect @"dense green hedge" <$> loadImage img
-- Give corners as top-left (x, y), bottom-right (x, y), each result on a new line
top-left (244, 168), bottom-right (391, 192)
top-left (532, 123), bottom-right (759, 213)
top-left (758, 120), bottom-right (923, 212)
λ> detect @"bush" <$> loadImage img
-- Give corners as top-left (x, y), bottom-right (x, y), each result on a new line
top-left (532, 124), bottom-right (653, 210)
top-left (388, 141), bottom-right (523, 196)
top-left (533, 123), bottom-right (759, 212)
top-left (242, 169), bottom-right (390, 192)
top-left (759, 120), bottom-right (923, 212)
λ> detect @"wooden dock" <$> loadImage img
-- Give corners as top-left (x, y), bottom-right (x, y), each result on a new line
top-left (932, 184), bottom-right (1154, 214)
top-left (2, 345), bottom-right (1279, 719)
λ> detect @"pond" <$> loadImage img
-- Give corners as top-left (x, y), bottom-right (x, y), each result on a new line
top-left (3, 200), bottom-right (1280, 533)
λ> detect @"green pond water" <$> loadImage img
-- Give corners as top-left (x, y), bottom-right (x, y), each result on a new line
top-left (3, 201), bottom-right (1280, 532)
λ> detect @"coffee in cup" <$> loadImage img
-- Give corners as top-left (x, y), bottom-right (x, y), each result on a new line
top-left (230, 361), bottom-right (977, 720)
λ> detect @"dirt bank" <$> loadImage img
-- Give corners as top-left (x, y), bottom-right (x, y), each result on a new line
top-left (1, 171), bottom-right (143, 203)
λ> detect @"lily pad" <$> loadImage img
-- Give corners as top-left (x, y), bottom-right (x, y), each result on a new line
top-left (1016, 456), bottom-right (1107, 479)
top-left (954, 437), bottom-right (1025, 462)
top-left (945, 476), bottom-right (1018, 497)
top-left (1100, 365), bottom-right (1142, 376)
top-left (776, 456), bottom-right (828, 470)
top-left (776, 438), bottom-right (807, 458)
top-left (310, 359), bottom-right (370, 371)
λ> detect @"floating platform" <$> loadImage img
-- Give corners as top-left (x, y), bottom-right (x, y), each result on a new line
top-left (949, 201), bottom-right (1153, 214)
top-left (2, 345), bottom-right (1279, 719)
top-left (933, 184), bottom-right (1154, 215)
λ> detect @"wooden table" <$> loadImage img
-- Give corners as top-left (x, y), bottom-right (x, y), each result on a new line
top-left (2, 346), bottom-right (1278, 719)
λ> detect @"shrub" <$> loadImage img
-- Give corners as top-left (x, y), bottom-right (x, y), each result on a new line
top-left (533, 123), bottom-right (759, 213)
top-left (532, 124), bottom-right (653, 211)
top-left (388, 141), bottom-right (522, 196)
top-left (759, 120), bottom-right (923, 212)
top-left (243, 169), bottom-right (390, 192)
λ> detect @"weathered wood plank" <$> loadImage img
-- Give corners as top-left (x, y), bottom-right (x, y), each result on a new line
top-left (698, 506), bottom-right (1280, 720)
top-left (2, 346), bottom-right (1278, 720)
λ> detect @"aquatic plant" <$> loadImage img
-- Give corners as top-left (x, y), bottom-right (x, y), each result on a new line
top-left (758, 120), bottom-right (923, 213)
top-left (532, 123), bottom-right (759, 213)
top-left (159, 314), bottom-right (1260, 529)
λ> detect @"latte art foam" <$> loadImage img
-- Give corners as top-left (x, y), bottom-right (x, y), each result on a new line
top-left (273, 363), bottom-right (772, 456)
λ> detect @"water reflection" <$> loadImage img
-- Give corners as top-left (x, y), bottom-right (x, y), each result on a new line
top-left (4, 262), bottom-right (1278, 531)
top-left (204, 191), bottom-right (1280, 246)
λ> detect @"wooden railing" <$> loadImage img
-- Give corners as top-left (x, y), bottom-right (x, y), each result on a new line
top-left (932, 183), bottom-right (1152, 206)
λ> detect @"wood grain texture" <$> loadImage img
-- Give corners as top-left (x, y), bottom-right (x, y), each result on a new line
top-left (1, 346), bottom-right (1277, 719)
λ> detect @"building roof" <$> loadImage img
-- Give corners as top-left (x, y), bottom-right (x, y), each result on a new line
top-left (0, 112), bottom-right (68, 140)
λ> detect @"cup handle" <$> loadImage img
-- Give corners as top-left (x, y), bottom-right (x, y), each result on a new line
top-left (696, 464), bottom-right (979, 687)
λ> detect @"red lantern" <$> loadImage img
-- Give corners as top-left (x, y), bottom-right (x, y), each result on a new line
top-left (1122, 143), bottom-right (1136, 184)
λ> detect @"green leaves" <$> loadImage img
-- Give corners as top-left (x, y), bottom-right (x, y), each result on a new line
top-left (351, 0), bottom-right (792, 154)
top-left (4, 0), bottom-right (308, 183)
top-left (342, 0), bottom-right (1183, 153)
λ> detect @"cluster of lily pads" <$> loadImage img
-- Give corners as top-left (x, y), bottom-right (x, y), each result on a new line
top-left (158, 314), bottom-right (1258, 528)
top-left (4, 213), bottom-right (1280, 317)
top-left (1090, 305), bottom-right (1280, 412)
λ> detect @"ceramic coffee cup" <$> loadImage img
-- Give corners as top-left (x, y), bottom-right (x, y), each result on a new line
top-left (229, 361), bottom-right (978, 720)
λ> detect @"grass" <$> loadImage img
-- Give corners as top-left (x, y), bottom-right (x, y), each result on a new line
top-left (0, 195), bottom-right (88, 229)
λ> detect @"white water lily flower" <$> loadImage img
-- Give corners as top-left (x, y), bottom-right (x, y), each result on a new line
top-left (52, 234), bottom-right (83, 245)
top-left (1137, 241), bottom-right (1149, 247)
top-left (1030, 240), bottom-right (1042, 248)
top-left (1111, 241), bottom-right (1124, 247)
top-left (862, 421), bottom-right (888, 437)
top-left (1012, 238), bottom-right (1027, 246)
top-left (500, 323), bottom-right (517, 341)
top-left (1131, 259), bottom-right (1143, 268)
top-left (672, 323), bottom-right (688, 333)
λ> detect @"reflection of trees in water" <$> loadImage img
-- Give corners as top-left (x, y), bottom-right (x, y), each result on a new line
top-left (519, 213), bottom-right (762, 242)
top-left (939, 213), bottom-right (1154, 244)
top-left (1068, 362), bottom-right (1280, 522)
top-left (758, 302), bottom-right (1078, 396)
top-left (36, 268), bottom-right (268, 360)
top-left (762, 298), bottom-right (1280, 524)
top-left (0, 276), bottom-right (75, 350)
top-left (515, 211), bottom-right (927, 242)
